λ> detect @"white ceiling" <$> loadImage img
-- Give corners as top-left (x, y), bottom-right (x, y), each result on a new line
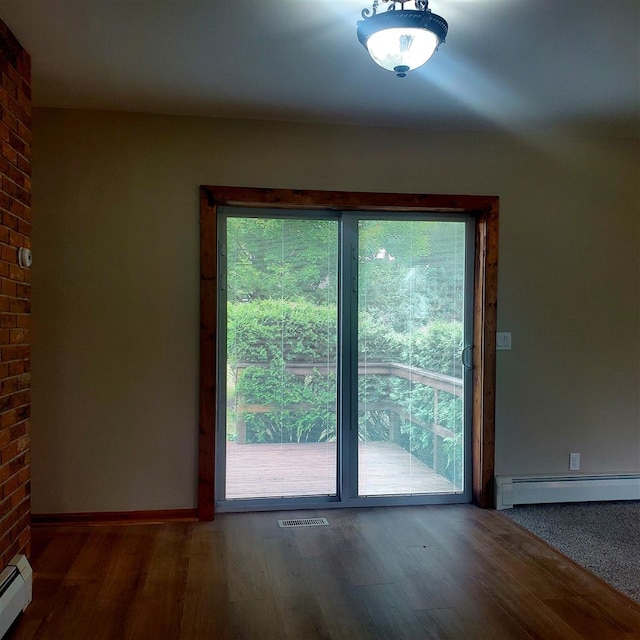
top-left (0, 0), bottom-right (638, 136)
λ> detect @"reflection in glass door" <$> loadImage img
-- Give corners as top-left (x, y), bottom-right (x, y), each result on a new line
top-left (217, 210), bottom-right (470, 507)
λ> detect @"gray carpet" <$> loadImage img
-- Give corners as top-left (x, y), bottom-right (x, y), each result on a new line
top-left (503, 501), bottom-right (640, 603)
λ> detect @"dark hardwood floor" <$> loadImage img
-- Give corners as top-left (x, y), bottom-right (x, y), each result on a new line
top-left (7, 505), bottom-right (640, 639)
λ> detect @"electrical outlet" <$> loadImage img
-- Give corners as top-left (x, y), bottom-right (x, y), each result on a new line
top-left (569, 452), bottom-right (580, 471)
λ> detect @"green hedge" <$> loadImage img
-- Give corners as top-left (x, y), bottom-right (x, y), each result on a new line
top-left (228, 300), bottom-right (337, 364)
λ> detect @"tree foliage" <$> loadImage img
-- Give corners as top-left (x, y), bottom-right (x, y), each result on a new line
top-left (226, 217), bottom-right (338, 304)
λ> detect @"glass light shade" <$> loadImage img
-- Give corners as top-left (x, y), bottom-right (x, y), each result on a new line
top-left (366, 27), bottom-right (439, 74)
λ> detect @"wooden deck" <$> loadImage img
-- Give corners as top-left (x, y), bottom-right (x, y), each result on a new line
top-left (225, 441), bottom-right (455, 499)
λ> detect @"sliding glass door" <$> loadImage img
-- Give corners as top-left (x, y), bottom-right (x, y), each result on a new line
top-left (357, 220), bottom-right (466, 496)
top-left (222, 215), bottom-right (339, 499)
top-left (216, 209), bottom-right (472, 509)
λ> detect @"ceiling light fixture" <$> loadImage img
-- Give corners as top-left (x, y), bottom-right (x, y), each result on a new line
top-left (357, 0), bottom-right (448, 78)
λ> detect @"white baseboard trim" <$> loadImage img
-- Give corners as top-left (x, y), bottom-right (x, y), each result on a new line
top-left (495, 473), bottom-right (640, 510)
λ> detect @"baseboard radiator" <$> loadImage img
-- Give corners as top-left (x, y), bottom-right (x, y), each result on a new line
top-left (0, 555), bottom-right (32, 638)
top-left (495, 474), bottom-right (640, 510)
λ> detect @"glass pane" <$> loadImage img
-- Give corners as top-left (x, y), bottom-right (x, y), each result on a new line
top-left (358, 220), bottom-right (466, 496)
top-left (225, 217), bottom-right (338, 499)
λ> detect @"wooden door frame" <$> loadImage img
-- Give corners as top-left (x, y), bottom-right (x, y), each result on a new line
top-left (199, 186), bottom-right (499, 520)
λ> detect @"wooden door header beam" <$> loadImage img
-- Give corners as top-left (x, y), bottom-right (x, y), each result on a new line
top-left (201, 185), bottom-right (497, 214)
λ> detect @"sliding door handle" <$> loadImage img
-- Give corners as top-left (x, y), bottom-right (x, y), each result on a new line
top-left (462, 345), bottom-right (474, 370)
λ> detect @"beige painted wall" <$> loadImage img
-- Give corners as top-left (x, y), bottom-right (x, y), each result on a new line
top-left (30, 108), bottom-right (640, 512)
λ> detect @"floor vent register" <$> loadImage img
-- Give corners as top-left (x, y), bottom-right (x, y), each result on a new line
top-left (278, 517), bottom-right (329, 528)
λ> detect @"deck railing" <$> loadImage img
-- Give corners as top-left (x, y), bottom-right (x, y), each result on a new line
top-left (231, 362), bottom-right (463, 471)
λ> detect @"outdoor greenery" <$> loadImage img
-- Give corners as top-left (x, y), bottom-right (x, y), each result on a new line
top-left (228, 299), bottom-right (337, 364)
top-left (226, 216), bottom-right (465, 487)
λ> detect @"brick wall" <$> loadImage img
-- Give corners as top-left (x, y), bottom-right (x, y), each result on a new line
top-left (0, 19), bottom-right (31, 568)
